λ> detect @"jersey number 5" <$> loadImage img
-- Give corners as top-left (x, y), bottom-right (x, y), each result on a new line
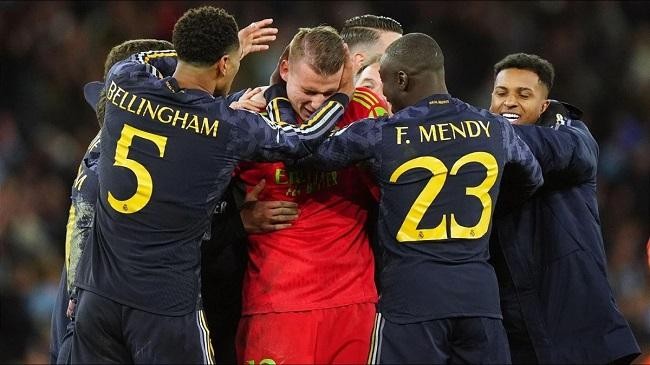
top-left (389, 152), bottom-right (497, 242)
top-left (108, 124), bottom-right (167, 214)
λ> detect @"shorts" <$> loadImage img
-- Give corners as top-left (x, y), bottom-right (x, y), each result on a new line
top-left (236, 302), bottom-right (376, 364)
top-left (368, 313), bottom-right (511, 364)
top-left (70, 289), bottom-right (213, 364)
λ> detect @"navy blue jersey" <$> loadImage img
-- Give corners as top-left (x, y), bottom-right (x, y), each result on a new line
top-left (75, 50), bottom-right (347, 316)
top-left (299, 94), bottom-right (542, 323)
top-left (65, 132), bottom-right (101, 292)
top-left (51, 128), bottom-right (101, 363)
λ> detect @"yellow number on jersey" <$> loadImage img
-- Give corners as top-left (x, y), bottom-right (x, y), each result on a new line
top-left (390, 152), bottom-right (498, 242)
top-left (107, 124), bottom-right (167, 214)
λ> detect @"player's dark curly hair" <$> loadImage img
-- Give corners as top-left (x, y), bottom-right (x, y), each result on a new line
top-left (97, 39), bottom-right (173, 126)
top-left (494, 53), bottom-right (555, 92)
top-left (341, 15), bottom-right (403, 49)
top-left (172, 6), bottom-right (239, 66)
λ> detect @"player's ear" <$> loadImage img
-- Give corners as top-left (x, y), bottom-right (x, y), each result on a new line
top-left (215, 55), bottom-right (229, 77)
top-left (397, 70), bottom-right (408, 91)
top-left (540, 99), bottom-right (550, 115)
top-left (279, 59), bottom-right (290, 82)
top-left (353, 52), bottom-right (364, 72)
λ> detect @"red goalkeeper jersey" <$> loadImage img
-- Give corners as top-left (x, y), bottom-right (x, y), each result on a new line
top-left (238, 87), bottom-right (388, 314)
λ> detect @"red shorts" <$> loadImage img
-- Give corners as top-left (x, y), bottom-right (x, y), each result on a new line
top-left (236, 302), bottom-right (376, 364)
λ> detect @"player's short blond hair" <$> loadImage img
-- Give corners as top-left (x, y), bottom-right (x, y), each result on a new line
top-left (288, 25), bottom-right (345, 76)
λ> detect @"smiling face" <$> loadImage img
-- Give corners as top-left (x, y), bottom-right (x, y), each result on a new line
top-left (490, 68), bottom-right (550, 125)
top-left (281, 58), bottom-right (343, 121)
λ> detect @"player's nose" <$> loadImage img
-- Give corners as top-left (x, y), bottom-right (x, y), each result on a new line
top-left (503, 94), bottom-right (517, 107)
top-left (310, 95), bottom-right (327, 109)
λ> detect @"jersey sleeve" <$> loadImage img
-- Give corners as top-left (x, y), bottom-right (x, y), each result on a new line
top-left (106, 50), bottom-right (178, 83)
top-left (263, 83), bottom-right (298, 125)
top-left (513, 120), bottom-right (598, 188)
top-left (350, 87), bottom-right (390, 120)
top-left (232, 92), bottom-right (349, 161)
top-left (65, 134), bottom-right (101, 295)
top-left (501, 120), bottom-right (544, 198)
top-left (223, 88), bottom-right (248, 105)
top-left (347, 88), bottom-right (388, 201)
top-left (294, 117), bottom-right (383, 171)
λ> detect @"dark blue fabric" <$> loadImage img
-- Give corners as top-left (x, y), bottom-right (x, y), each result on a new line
top-left (377, 316), bottom-right (511, 364)
top-left (70, 289), bottom-right (209, 364)
top-left (49, 268), bottom-right (71, 364)
top-left (298, 94), bottom-right (543, 323)
top-left (74, 51), bottom-right (346, 316)
top-left (492, 119), bottom-right (641, 364)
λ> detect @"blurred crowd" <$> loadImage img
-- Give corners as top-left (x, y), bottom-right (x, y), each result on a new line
top-left (0, 1), bottom-right (648, 363)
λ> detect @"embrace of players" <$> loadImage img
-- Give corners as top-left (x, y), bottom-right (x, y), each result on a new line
top-left (49, 5), bottom-right (641, 365)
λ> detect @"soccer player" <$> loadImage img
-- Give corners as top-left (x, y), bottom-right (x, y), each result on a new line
top-left (69, 6), bottom-right (353, 364)
top-left (298, 33), bottom-right (544, 364)
top-left (49, 38), bottom-right (174, 365)
top-left (51, 17), bottom-right (280, 364)
top-left (355, 55), bottom-right (390, 114)
top-left (340, 14), bottom-right (403, 75)
top-left (234, 25), bottom-right (388, 365)
top-left (243, 14), bottom-right (404, 229)
top-left (488, 52), bottom-right (641, 364)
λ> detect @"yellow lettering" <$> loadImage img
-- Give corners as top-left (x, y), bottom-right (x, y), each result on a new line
top-left (106, 81), bottom-right (118, 100)
top-left (419, 125), bottom-right (437, 142)
top-left (118, 89), bottom-right (130, 110)
top-left (478, 120), bottom-right (491, 137)
top-left (126, 94), bottom-right (138, 113)
top-left (172, 110), bottom-right (189, 127)
top-left (275, 169), bottom-right (288, 184)
top-left (186, 117), bottom-right (199, 133)
top-left (201, 118), bottom-right (219, 137)
top-left (437, 123), bottom-right (451, 141)
top-left (396, 127), bottom-right (408, 145)
top-left (135, 97), bottom-right (147, 115)
top-left (157, 106), bottom-right (174, 124)
top-left (143, 100), bottom-right (160, 120)
top-left (112, 87), bottom-right (125, 105)
top-left (450, 122), bottom-right (467, 139)
top-left (465, 120), bottom-right (482, 137)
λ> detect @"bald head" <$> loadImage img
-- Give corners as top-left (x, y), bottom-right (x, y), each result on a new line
top-left (379, 33), bottom-right (447, 112)
top-left (383, 32), bottom-right (444, 75)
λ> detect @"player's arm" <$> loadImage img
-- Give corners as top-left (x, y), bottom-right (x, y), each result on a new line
top-left (105, 50), bottom-right (178, 85)
top-left (293, 117), bottom-right (383, 171)
top-left (501, 120), bottom-right (545, 198)
top-left (235, 54), bottom-right (354, 160)
top-left (513, 119), bottom-right (597, 189)
top-left (232, 90), bottom-right (348, 161)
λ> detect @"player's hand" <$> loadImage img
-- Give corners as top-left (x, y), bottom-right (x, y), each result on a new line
top-left (229, 87), bottom-right (267, 112)
top-left (240, 179), bottom-right (299, 233)
top-left (269, 44), bottom-right (290, 85)
top-left (66, 298), bottom-right (77, 320)
top-left (239, 19), bottom-right (278, 60)
top-left (338, 44), bottom-right (355, 99)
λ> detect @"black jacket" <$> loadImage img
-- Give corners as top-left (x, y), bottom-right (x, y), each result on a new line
top-left (492, 116), bottom-right (640, 364)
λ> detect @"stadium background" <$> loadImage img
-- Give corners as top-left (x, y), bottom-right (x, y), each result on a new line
top-left (0, 1), bottom-right (647, 362)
